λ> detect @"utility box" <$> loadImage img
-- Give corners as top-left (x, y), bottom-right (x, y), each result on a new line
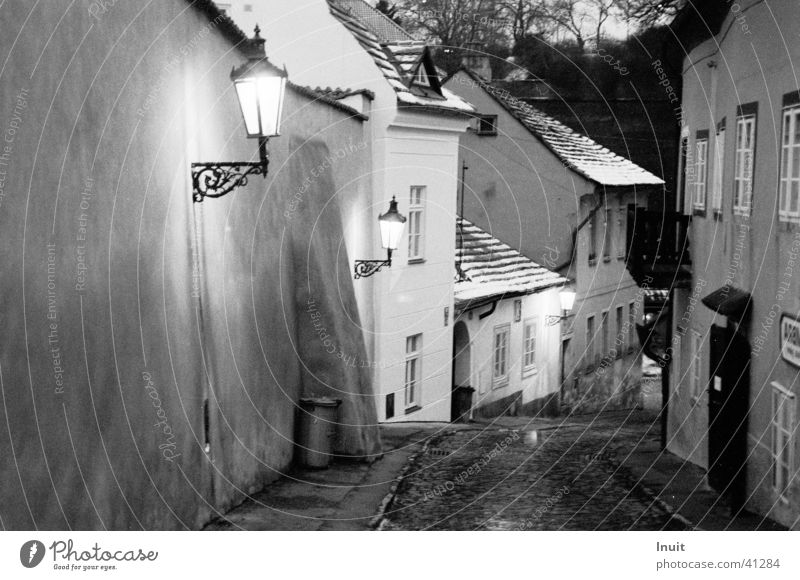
top-left (296, 397), bottom-right (341, 469)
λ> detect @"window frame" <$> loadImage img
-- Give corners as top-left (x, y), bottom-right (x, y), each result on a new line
top-left (616, 205), bottom-right (626, 260)
top-left (628, 301), bottom-right (636, 352)
top-left (615, 306), bottom-right (624, 359)
top-left (522, 318), bottom-right (538, 376)
top-left (404, 334), bottom-right (422, 410)
top-left (586, 314), bottom-right (596, 370)
top-left (600, 310), bottom-right (610, 363)
top-left (493, 324), bottom-right (511, 386)
top-left (711, 119), bottom-right (726, 217)
top-left (693, 133), bottom-right (709, 214)
top-left (603, 207), bottom-right (613, 261)
top-left (407, 186), bottom-right (426, 261)
top-left (476, 114), bottom-right (498, 136)
top-left (588, 211), bottom-right (598, 265)
top-left (779, 103), bottom-right (800, 222)
top-left (734, 106), bottom-right (757, 216)
top-left (771, 382), bottom-right (795, 501)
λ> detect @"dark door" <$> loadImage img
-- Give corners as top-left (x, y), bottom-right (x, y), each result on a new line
top-left (707, 324), bottom-right (750, 506)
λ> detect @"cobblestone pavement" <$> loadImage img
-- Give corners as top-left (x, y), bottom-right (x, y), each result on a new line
top-left (382, 411), bottom-right (687, 530)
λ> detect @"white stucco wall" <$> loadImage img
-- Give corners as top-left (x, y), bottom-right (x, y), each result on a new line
top-left (458, 289), bottom-right (563, 416)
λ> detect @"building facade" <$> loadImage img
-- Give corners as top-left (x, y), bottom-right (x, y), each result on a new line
top-left (224, 0), bottom-right (473, 422)
top-left (445, 68), bottom-right (664, 413)
top-left (668, 0), bottom-right (799, 529)
top-left (454, 219), bottom-right (567, 419)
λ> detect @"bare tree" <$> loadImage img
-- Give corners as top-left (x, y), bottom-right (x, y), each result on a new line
top-left (587, 0), bottom-right (616, 44)
top-left (541, 0), bottom-right (590, 51)
top-left (498, 0), bottom-right (549, 44)
top-left (394, 0), bottom-right (507, 49)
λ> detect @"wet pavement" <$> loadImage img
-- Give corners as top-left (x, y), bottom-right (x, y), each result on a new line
top-left (382, 411), bottom-right (688, 531)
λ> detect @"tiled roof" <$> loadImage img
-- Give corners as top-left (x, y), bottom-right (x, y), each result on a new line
top-left (329, 0), bottom-right (416, 43)
top-left (454, 218), bottom-right (567, 307)
top-left (312, 86), bottom-right (376, 101)
top-left (327, 1), bottom-right (474, 115)
top-left (290, 83), bottom-right (369, 120)
top-left (458, 68), bottom-right (664, 187)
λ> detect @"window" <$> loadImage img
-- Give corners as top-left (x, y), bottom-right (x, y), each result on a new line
top-left (601, 310), bottom-right (609, 361)
top-left (493, 325), bottom-right (510, 385)
top-left (779, 104), bottom-right (800, 221)
top-left (616, 206), bottom-right (626, 259)
top-left (711, 120), bottom-right (725, 216)
top-left (689, 330), bottom-right (702, 399)
top-left (734, 112), bottom-right (756, 215)
top-left (693, 135), bottom-right (709, 212)
top-left (628, 301), bottom-right (636, 352)
top-left (586, 314), bottom-right (595, 368)
top-left (588, 212), bottom-right (598, 264)
top-left (476, 114), bottom-right (498, 136)
top-left (603, 208), bottom-right (612, 261)
top-left (771, 383), bottom-right (795, 499)
top-left (404, 334), bottom-right (422, 409)
top-left (413, 65), bottom-right (430, 87)
top-left (615, 306), bottom-right (624, 359)
top-left (408, 186), bottom-right (425, 260)
top-left (523, 319), bottom-right (537, 373)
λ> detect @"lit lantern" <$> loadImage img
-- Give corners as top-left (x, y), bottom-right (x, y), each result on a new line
top-left (354, 197), bottom-right (407, 279)
top-left (191, 26), bottom-right (288, 203)
top-left (559, 289), bottom-right (576, 314)
top-left (379, 196), bottom-right (407, 254)
top-left (231, 56), bottom-right (287, 139)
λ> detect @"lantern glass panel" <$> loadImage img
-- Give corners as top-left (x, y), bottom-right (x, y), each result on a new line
top-left (234, 79), bottom-right (261, 137)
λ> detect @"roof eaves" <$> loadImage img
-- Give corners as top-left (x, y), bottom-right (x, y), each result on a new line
top-left (290, 83), bottom-right (369, 121)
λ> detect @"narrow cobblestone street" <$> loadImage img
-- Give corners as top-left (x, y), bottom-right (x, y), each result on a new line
top-left (382, 411), bottom-right (688, 531)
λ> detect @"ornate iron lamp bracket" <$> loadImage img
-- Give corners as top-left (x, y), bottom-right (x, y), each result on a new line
top-left (192, 138), bottom-right (269, 203)
top-left (354, 258), bottom-right (392, 279)
top-left (546, 314), bottom-right (565, 326)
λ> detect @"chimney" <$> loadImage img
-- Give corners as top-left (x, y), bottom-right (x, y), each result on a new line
top-left (461, 42), bottom-right (492, 81)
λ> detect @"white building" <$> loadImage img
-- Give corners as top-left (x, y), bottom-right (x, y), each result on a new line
top-left (453, 219), bottom-right (568, 419)
top-left (223, 0), bottom-right (473, 421)
top-left (445, 67), bottom-right (664, 413)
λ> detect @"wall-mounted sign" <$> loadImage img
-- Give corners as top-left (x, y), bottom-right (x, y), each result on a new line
top-left (780, 314), bottom-right (800, 368)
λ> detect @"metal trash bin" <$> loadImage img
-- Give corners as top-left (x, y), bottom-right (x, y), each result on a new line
top-left (451, 386), bottom-right (474, 423)
top-left (296, 397), bottom-right (341, 469)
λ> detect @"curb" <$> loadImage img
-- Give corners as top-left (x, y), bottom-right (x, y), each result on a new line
top-left (369, 431), bottom-right (451, 530)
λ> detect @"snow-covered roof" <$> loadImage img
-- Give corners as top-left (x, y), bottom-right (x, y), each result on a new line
top-left (327, 1), bottom-right (474, 115)
top-left (329, 0), bottom-right (416, 43)
top-left (454, 218), bottom-right (567, 307)
top-left (458, 68), bottom-right (664, 187)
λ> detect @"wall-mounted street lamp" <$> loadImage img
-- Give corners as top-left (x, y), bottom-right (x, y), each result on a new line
top-left (546, 288), bottom-right (576, 326)
top-left (354, 196), bottom-right (407, 279)
top-left (192, 27), bottom-right (287, 203)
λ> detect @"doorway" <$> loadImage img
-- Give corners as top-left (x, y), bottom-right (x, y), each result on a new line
top-left (451, 321), bottom-right (473, 422)
top-left (707, 324), bottom-right (750, 507)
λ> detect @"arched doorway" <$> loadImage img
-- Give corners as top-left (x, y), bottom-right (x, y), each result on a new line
top-left (451, 321), bottom-right (473, 422)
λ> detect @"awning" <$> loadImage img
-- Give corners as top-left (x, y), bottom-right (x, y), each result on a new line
top-left (701, 285), bottom-right (752, 319)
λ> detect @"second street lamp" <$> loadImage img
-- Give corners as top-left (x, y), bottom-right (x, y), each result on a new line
top-left (546, 287), bottom-right (576, 326)
top-left (354, 196), bottom-right (407, 279)
top-left (192, 26), bottom-right (287, 203)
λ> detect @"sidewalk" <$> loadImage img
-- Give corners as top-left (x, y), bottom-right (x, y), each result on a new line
top-left (204, 423), bottom-right (453, 531)
top-left (605, 413), bottom-right (787, 531)
top-left (479, 409), bottom-right (787, 531)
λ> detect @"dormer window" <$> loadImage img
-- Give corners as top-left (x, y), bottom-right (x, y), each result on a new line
top-left (413, 65), bottom-right (430, 88)
top-left (476, 115), bottom-right (498, 136)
